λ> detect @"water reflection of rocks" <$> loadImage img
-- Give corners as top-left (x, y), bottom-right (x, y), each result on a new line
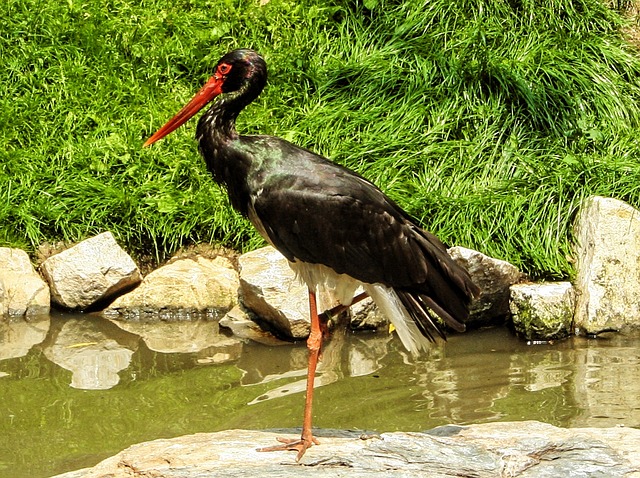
top-left (0, 315), bottom-right (639, 428)
top-left (245, 328), bottom-right (392, 405)
top-left (110, 318), bottom-right (240, 355)
top-left (573, 339), bottom-right (640, 427)
top-left (0, 314), bottom-right (246, 390)
top-left (43, 319), bottom-right (136, 390)
top-left (0, 316), bottom-right (50, 361)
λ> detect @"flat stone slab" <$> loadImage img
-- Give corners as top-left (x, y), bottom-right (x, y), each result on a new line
top-left (52, 421), bottom-right (640, 477)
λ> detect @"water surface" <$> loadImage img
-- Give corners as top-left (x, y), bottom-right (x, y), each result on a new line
top-left (1, 312), bottom-right (638, 478)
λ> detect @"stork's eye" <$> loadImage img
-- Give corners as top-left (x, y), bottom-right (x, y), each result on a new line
top-left (217, 63), bottom-right (232, 75)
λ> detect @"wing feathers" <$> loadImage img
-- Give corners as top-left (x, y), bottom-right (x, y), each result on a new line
top-left (245, 140), bottom-right (479, 350)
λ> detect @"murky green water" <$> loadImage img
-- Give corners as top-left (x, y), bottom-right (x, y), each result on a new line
top-left (1, 312), bottom-right (638, 478)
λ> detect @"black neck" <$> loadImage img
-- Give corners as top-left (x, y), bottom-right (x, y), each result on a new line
top-left (196, 71), bottom-right (266, 144)
top-left (195, 77), bottom-right (265, 211)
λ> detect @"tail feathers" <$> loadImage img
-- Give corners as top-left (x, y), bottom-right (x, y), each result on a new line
top-left (401, 230), bottom-right (480, 339)
top-left (353, 226), bottom-right (479, 354)
top-left (364, 278), bottom-right (475, 356)
top-left (396, 290), bottom-right (465, 343)
top-left (364, 284), bottom-right (432, 356)
top-left (394, 273), bottom-right (474, 341)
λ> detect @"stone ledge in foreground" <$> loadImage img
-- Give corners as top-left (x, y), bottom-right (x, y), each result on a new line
top-left (52, 421), bottom-right (640, 478)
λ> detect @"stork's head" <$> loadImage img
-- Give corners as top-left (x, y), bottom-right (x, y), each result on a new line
top-left (144, 49), bottom-right (267, 147)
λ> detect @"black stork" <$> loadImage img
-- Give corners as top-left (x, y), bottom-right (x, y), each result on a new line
top-left (144, 49), bottom-right (480, 460)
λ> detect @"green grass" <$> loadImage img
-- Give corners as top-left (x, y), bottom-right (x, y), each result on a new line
top-left (2, 0), bottom-right (640, 278)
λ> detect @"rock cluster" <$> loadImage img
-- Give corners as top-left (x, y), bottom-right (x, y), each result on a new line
top-left (0, 196), bottom-right (639, 342)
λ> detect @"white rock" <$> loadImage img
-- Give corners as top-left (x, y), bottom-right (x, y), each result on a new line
top-left (238, 246), bottom-right (311, 339)
top-left (510, 282), bottom-right (575, 340)
top-left (448, 246), bottom-right (527, 326)
top-left (105, 256), bottom-right (238, 316)
top-left (0, 248), bottom-right (50, 317)
top-left (40, 232), bottom-right (141, 310)
top-left (573, 196), bottom-right (640, 334)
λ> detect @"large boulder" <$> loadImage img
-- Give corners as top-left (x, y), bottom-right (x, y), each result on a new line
top-left (448, 246), bottom-right (527, 326)
top-left (510, 282), bottom-right (575, 340)
top-left (40, 232), bottom-right (141, 310)
top-left (105, 255), bottom-right (238, 318)
top-left (51, 422), bottom-right (640, 477)
top-left (573, 196), bottom-right (640, 335)
top-left (0, 248), bottom-right (50, 317)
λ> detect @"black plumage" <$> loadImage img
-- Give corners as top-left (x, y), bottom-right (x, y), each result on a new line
top-left (145, 48), bottom-right (480, 459)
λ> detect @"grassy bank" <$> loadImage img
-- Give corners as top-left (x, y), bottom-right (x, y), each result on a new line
top-left (2, 0), bottom-right (640, 279)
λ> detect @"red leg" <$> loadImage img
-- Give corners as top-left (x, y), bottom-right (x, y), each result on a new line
top-left (257, 289), bottom-right (322, 460)
top-left (300, 289), bottom-right (322, 452)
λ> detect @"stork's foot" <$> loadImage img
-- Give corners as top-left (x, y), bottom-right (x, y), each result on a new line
top-left (257, 435), bottom-right (320, 461)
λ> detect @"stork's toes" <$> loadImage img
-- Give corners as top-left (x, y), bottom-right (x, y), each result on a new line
top-left (257, 436), bottom-right (320, 461)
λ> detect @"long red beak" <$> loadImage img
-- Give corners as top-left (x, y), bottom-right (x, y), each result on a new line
top-left (143, 76), bottom-right (224, 147)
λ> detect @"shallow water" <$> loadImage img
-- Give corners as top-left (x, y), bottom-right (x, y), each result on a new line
top-left (0, 312), bottom-right (639, 478)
